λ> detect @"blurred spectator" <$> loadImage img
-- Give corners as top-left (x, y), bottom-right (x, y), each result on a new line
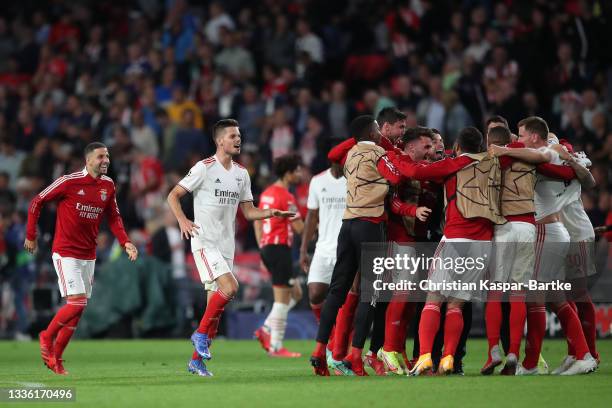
top-left (204, 2), bottom-right (235, 46)
top-left (130, 109), bottom-right (159, 158)
top-left (215, 29), bottom-right (255, 80)
top-left (0, 138), bottom-right (25, 188)
top-left (166, 86), bottom-right (203, 129)
top-left (295, 19), bottom-right (324, 64)
top-left (169, 108), bottom-right (209, 170)
top-left (0, 172), bottom-right (16, 215)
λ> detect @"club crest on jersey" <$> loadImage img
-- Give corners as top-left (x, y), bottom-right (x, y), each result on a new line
top-left (100, 189), bottom-right (108, 201)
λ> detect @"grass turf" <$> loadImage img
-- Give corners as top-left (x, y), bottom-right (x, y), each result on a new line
top-left (0, 339), bottom-right (611, 407)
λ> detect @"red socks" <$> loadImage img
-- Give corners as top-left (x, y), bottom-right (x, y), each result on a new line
top-left (311, 303), bottom-right (322, 322)
top-left (332, 292), bottom-right (358, 360)
top-left (196, 290), bottom-right (232, 336)
top-left (418, 302), bottom-right (441, 355)
top-left (575, 299), bottom-right (598, 359)
top-left (44, 297), bottom-right (87, 340)
top-left (485, 291), bottom-right (503, 351)
top-left (383, 300), bottom-right (406, 352)
top-left (508, 291), bottom-right (527, 356)
top-left (524, 304), bottom-right (546, 369)
top-left (443, 307), bottom-right (464, 357)
top-left (554, 302), bottom-right (590, 360)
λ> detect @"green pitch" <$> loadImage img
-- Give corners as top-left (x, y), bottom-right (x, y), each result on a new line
top-left (1, 339), bottom-right (611, 407)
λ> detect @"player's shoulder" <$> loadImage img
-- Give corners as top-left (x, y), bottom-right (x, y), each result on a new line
top-left (231, 160), bottom-right (250, 177)
top-left (100, 175), bottom-right (115, 185)
top-left (312, 169), bottom-right (329, 181)
top-left (194, 156), bottom-right (217, 170)
top-left (61, 168), bottom-right (89, 183)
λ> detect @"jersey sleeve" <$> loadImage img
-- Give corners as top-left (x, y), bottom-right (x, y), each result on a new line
top-left (240, 170), bottom-right (254, 202)
top-left (306, 178), bottom-right (319, 210)
top-left (26, 175), bottom-right (69, 241)
top-left (178, 162), bottom-right (206, 193)
top-left (328, 138), bottom-right (356, 165)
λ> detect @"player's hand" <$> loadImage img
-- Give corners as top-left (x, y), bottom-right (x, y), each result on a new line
top-left (178, 218), bottom-right (200, 239)
top-left (24, 238), bottom-right (37, 254)
top-left (271, 209), bottom-right (296, 218)
top-left (124, 242), bottom-right (138, 261)
top-left (488, 144), bottom-right (506, 157)
top-left (299, 250), bottom-right (311, 273)
top-left (415, 206), bottom-right (432, 222)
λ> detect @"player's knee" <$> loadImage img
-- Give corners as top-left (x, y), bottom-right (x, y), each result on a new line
top-left (308, 287), bottom-right (326, 305)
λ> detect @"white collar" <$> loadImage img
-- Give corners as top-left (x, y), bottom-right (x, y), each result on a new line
top-left (358, 141), bottom-right (375, 145)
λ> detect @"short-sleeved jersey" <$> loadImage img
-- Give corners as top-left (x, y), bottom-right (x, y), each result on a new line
top-left (307, 169), bottom-right (346, 258)
top-left (26, 168), bottom-right (129, 260)
top-left (259, 184), bottom-right (300, 247)
top-left (179, 155), bottom-right (253, 258)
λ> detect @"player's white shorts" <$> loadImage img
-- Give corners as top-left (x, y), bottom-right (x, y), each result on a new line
top-left (492, 222), bottom-right (536, 284)
top-left (565, 237), bottom-right (596, 280)
top-left (307, 251), bottom-right (336, 285)
top-left (52, 253), bottom-right (96, 298)
top-left (193, 247), bottom-right (234, 291)
top-left (427, 237), bottom-right (491, 301)
top-left (533, 222), bottom-right (570, 282)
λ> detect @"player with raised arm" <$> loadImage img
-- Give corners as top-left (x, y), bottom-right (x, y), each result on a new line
top-left (26, 142), bottom-right (138, 375)
top-left (253, 154), bottom-right (305, 358)
top-left (490, 117), bottom-right (597, 375)
top-left (167, 119), bottom-right (294, 376)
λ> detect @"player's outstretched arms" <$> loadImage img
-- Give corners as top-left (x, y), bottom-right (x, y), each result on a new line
top-left (167, 185), bottom-right (200, 239)
top-left (124, 242), bottom-right (138, 261)
top-left (488, 145), bottom-right (550, 163)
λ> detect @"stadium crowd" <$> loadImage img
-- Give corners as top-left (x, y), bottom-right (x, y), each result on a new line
top-left (0, 0), bottom-right (611, 339)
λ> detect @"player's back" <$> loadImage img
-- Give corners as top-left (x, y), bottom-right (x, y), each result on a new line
top-left (259, 184), bottom-right (298, 246)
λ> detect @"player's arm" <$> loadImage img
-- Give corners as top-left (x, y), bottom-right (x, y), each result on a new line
top-left (376, 154), bottom-right (403, 185)
top-left (390, 155), bottom-right (473, 182)
top-left (105, 189), bottom-right (137, 261)
top-left (390, 193), bottom-right (432, 222)
top-left (239, 201), bottom-right (295, 221)
top-left (554, 146), bottom-right (597, 190)
top-left (291, 217), bottom-right (304, 235)
top-left (24, 176), bottom-right (68, 253)
top-left (328, 138), bottom-right (356, 165)
top-left (488, 145), bottom-right (551, 164)
top-left (299, 208), bottom-right (319, 273)
top-left (167, 184), bottom-right (200, 240)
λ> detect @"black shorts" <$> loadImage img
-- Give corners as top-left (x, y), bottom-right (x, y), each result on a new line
top-left (261, 245), bottom-right (293, 287)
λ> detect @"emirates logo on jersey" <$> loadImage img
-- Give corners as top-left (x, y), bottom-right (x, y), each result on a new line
top-left (100, 189), bottom-right (107, 201)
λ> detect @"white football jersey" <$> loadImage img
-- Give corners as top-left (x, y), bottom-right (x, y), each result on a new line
top-left (534, 147), bottom-right (578, 221)
top-left (306, 169), bottom-right (346, 258)
top-left (179, 155), bottom-right (253, 258)
top-left (561, 198), bottom-right (595, 242)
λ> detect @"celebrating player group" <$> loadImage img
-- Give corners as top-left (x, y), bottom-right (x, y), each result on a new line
top-left (26, 113), bottom-right (600, 378)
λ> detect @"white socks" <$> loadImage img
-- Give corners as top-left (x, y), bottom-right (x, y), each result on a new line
top-left (265, 302), bottom-right (290, 351)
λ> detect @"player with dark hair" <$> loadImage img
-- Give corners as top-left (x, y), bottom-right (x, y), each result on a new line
top-left (27, 142), bottom-right (138, 375)
top-left (167, 119), bottom-right (294, 376)
top-left (390, 126), bottom-right (498, 375)
top-left (379, 127), bottom-right (434, 374)
top-left (310, 115), bottom-right (405, 376)
top-left (254, 154), bottom-right (305, 357)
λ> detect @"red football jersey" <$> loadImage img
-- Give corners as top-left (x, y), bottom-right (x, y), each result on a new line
top-left (258, 184), bottom-right (300, 246)
top-left (26, 168), bottom-right (130, 260)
